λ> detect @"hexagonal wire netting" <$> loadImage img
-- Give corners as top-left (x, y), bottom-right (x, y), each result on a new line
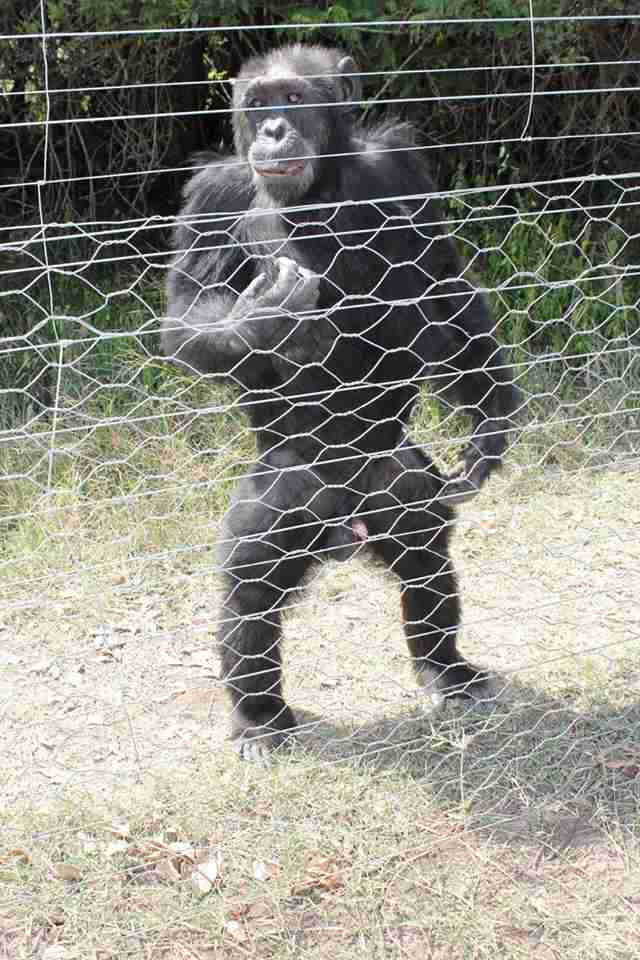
top-left (1, 9), bottom-right (639, 959)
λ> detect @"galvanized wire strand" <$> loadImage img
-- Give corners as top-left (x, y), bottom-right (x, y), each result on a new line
top-left (2, 12), bottom-right (637, 42)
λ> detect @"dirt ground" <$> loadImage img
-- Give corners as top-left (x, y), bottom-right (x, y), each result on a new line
top-left (1, 465), bottom-right (639, 959)
top-left (2, 466), bottom-right (639, 800)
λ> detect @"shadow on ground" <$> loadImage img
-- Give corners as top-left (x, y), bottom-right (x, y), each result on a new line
top-left (282, 672), bottom-right (640, 828)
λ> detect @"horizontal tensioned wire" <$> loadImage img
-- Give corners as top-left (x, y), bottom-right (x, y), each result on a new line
top-left (0, 336), bottom-right (635, 415)
top-left (5, 541), bottom-right (640, 650)
top-left (3, 58), bottom-right (639, 100)
top-left (4, 133), bottom-right (640, 191)
top-left (2, 477), bottom-right (634, 577)
top-left (5, 182), bottom-right (640, 258)
top-left (1, 402), bottom-right (638, 534)
top-left (3, 170), bottom-right (640, 246)
top-left (5, 84), bottom-right (640, 130)
top-left (2, 12), bottom-right (637, 41)
top-left (0, 238), bottom-right (637, 286)
top-left (3, 271), bottom-right (638, 355)
top-left (0, 330), bottom-right (640, 404)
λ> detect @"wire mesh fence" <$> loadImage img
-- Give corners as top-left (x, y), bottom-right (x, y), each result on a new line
top-left (1, 7), bottom-right (640, 960)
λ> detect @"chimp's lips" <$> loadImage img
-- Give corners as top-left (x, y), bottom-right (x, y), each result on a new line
top-left (253, 160), bottom-right (307, 177)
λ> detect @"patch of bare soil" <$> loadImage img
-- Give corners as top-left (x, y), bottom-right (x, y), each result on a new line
top-left (1, 468), bottom-right (638, 805)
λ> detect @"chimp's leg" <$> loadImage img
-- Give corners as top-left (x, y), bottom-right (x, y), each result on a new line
top-left (364, 440), bottom-right (489, 699)
top-left (218, 455), bottom-right (328, 760)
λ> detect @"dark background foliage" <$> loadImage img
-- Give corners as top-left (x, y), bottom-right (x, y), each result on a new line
top-left (1, 2), bottom-right (639, 427)
top-left (2, 0), bottom-right (639, 229)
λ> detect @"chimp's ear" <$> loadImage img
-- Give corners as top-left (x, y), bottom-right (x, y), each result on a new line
top-left (336, 56), bottom-right (361, 104)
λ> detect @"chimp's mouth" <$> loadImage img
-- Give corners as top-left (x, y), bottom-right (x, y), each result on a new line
top-left (253, 160), bottom-right (307, 177)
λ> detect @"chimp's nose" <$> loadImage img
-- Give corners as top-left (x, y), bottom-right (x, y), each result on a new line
top-left (262, 118), bottom-right (287, 141)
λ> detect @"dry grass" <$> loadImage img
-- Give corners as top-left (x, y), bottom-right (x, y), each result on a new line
top-left (1, 445), bottom-right (640, 958)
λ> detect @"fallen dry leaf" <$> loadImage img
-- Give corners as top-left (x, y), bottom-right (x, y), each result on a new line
top-left (498, 925), bottom-right (540, 945)
top-left (244, 900), bottom-right (278, 927)
top-left (191, 859), bottom-right (221, 897)
top-left (0, 847), bottom-right (31, 865)
top-left (253, 859), bottom-right (279, 882)
top-left (156, 858), bottom-right (182, 883)
top-left (167, 841), bottom-right (195, 861)
top-left (105, 840), bottom-right (129, 858)
top-left (292, 856), bottom-right (345, 896)
top-left (42, 947), bottom-right (71, 960)
top-left (155, 841), bottom-right (197, 883)
top-left (224, 919), bottom-right (248, 943)
top-left (53, 862), bottom-right (83, 882)
top-left (598, 748), bottom-right (640, 779)
top-left (107, 821), bottom-right (131, 839)
top-left (228, 900), bottom-right (272, 921)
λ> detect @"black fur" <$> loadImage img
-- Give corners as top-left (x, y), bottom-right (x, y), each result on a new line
top-left (162, 44), bottom-right (519, 759)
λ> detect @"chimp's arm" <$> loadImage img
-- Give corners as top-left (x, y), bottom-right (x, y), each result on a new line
top-left (162, 160), bottom-right (319, 383)
top-left (365, 133), bottom-right (521, 497)
top-left (424, 276), bottom-right (521, 500)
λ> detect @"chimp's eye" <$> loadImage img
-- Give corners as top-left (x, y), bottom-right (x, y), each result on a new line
top-left (248, 98), bottom-right (264, 109)
top-left (287, 92), bottom-right (302, 105)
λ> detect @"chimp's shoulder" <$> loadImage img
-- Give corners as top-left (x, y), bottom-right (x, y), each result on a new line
top-left (348, 122), bottom-right (435, 198)
top-left (172, 154), bottom-right (254, 255)
top-left (180, 153), bottom-right (254, 215)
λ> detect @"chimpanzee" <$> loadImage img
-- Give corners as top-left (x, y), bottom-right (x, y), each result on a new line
top-left (162, 44), bottom-right (520, 760)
